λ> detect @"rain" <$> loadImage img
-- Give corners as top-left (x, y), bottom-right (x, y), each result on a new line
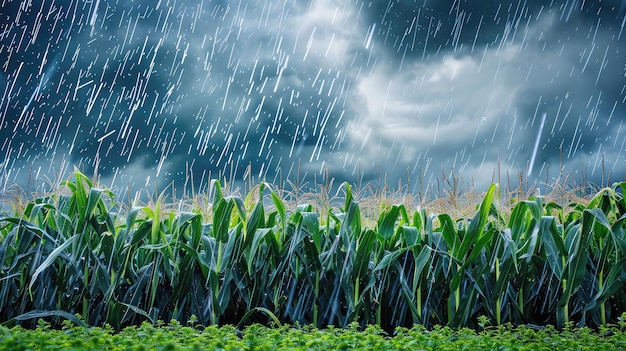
top-left (1, 0), bottom-right (625, 200)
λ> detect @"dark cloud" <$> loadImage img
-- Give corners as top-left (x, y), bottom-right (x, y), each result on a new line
top-left (0, 0), bottom-right (624, 199)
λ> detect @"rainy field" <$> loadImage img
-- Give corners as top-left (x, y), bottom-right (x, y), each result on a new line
top-left (3, 1), bottom-right (626, 348)
top-left (1, 168), bottom-right (626, 339)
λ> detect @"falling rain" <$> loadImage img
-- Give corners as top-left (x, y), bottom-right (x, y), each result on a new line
top-left (0, 0), bottom-right (625, 200)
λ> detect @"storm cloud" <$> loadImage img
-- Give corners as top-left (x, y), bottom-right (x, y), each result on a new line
top-left (1, 0), bottom-right (624, 199)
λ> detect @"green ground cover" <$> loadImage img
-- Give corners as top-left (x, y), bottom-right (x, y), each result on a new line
top-left (2, 320), bottom-right (626, 350)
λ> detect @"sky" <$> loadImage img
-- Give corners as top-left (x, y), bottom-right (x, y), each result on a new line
top-left (1, 0), bottom-right (625, 200)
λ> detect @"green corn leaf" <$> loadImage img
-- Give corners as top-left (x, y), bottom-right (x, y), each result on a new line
top-left (399, 285), bottom-right (421, 323)
top-left (545, 201), bottom-right (564, 222)
top-left (582, 256), bottom-right (626, 315)
top-left (217, 272), bottom-right (234, 313)
top-left (60, 169), bottom-right (87, 224)
top-left (99, 230), bottom-right (115, 264)
top-left (517, 221), bottom-right (541, 263)
top-left (490, 229), bottom-right (519, 296)
top-left (301, 211), bottom-right (321, 252)
top-left (498, 228), bottom-right (519, 271)
top-left (343, 182), bottom-right (354, 213)
top-left (236, 307), bottom-right (282, 329)
top-left (150, 192), bottom-right (166, 247)
top-left (296, 203), bottom-right (313, 212)
top-left (412, 245), bottom-right (433, 286)
top-left (353, 229), bottom-right (376, 281)
top-left (179, 241), bottom-right (209, 277)
top-left (201, 235), bottom-right (217, 267)
top-left (124, 205), bottom-right (142, 230)
top-left (218, 223), bottom-right (243, 274)
top-left (401, 225), bottom-right (419, 247)
top-left (374, 247), bottom-right (410, 272)
top-left (212, 197), bottom-right (235, 243)
top-left (175, 212), bottom-right (203, 248)
top-left (413, 208), bottom-right (425, 232)
top-left (462, 183), bottom-right (497, 257)
top-left (509, 200), bottom-right (541, 243)
top-left (399, 204), bottom-right (410, 225)
top-left (25, 202), bottom-right (58, 226)
top-left (586, 207), bottom-right (613, 232)
top-left (85, 188), bottom-right (106, 222)
top-left (611, 214), bottom-right (626, 256)
top-left (147, 255), bottom-right (162, 311)
top-left (449, 284), bottom-right (479, 328)
top-left (12, 309), bottom-right (88, 328)
top-left (301, 234), bottom-right (322, 272)
top-left (139, 243), bottom-right (170, 250)
top-left (339, 197), bottom-right (361, 242)
top-left (210, 179), bottom-right (224, 208)
top-left (248, 228), bottom-right (274, 275)
top-left (29, 235), bottom-right (78, 290)
top-left (541, 216), bottom-right (566, 280)
top-left (117, 300), bottom-right (155, 324)
top-left (270, 189), bottom-right (287, 243)
top-left (562, 211), bottom-right (592, 297)
top-left (377, 205), bottom-right (400, 241)
top-left (245, 201), bottom-right (265, 245)
top-left (0, 217), bottom-right (48, 241)
top-left (437, 213), bottom-right (458, 255)
top-left (492, 255), bottom-right (516, 302)
top-left (468, 227), bottom-right (496, 263)
top-left (600, 262), bottom-right (626, 300)
top-left (231, 195), bottom-right (246, 224)
top-left (130, 221), bottom-right (152, 247)
top-left (450, 225), bottom-right (496, 292)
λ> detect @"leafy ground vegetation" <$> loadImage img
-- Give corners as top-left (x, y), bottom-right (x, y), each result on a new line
top-left (0, 169), bottom-right (626, 347)
top-left (2, 319), bottom-right (626, 350)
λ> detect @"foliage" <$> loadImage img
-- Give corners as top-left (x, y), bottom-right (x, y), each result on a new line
top-left (1, 169), bottom-right (626, 332)
top-left (2, 319), bottom-right (626, 350)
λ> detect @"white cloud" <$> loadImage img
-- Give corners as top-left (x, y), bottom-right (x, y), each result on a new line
top-left (347, 11), bottom-right (612, 189)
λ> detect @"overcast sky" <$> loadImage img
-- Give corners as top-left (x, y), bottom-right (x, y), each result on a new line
top-left (1, 0), bottom-right (625, 199)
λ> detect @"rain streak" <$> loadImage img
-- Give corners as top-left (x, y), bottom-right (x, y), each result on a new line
top-left (0, 0), bottom-right (625, 199)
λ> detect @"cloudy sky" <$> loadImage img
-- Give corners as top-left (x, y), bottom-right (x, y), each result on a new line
top-left (1, 0), bottom-right (625, 199)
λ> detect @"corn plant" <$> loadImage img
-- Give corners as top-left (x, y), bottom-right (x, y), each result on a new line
top-left (1, 170), bottom-right (625, 331)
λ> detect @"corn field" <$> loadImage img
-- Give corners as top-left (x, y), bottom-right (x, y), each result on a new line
top-left (1, 170), bottom-right (625, 331)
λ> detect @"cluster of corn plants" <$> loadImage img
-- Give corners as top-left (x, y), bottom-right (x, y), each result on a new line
top-left (1, 169), bottom-right (625, 331)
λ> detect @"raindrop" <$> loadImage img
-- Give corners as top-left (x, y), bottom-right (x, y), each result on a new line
top-left (528, 113), bottom-right (547, 177)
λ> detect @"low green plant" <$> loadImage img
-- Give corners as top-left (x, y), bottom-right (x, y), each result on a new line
top-left (2, 319), bottom-right (626, 350)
